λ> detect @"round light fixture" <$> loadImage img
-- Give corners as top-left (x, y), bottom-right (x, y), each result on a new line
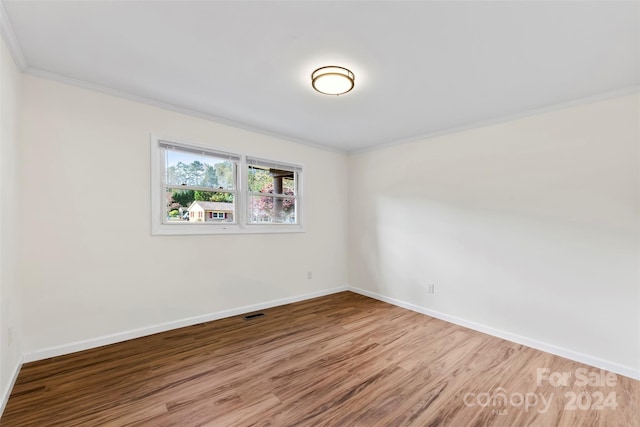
top-left (311, 66), bottom-right (355, 96)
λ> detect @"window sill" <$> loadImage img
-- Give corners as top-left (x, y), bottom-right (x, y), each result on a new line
top-left (152, 223), bottom-right (305, 236)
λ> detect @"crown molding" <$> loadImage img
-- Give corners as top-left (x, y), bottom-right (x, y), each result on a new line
top-left (351, 85), bottom-right (640, 154)
top-left (23, 67), bottom-right (346, 154)
top-left (0, 1), bottom-right (27, 70)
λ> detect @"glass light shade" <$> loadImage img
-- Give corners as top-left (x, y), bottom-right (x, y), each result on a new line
top-left (311, 66), bottom-right (355, 95)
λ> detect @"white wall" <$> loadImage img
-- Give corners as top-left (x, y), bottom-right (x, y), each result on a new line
top-left (6, 53), bottom-right (639, 390)
top-left (348, 94), bottom-right (640, 375)
top-left (19, 75), bottom-right (348, 355)
top-left (0, 36), bottom-right (23, 407)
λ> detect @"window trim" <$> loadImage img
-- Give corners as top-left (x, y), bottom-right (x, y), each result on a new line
top-left (246, 156), bottom-right (302, 227)
top-left (151, 135), bottom-right (304, 235)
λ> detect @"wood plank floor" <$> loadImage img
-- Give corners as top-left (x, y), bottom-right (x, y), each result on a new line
top-left (1, 292), bottom-right (638, 426)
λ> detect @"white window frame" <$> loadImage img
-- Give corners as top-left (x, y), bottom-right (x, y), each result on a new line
top-left (151, 135), bottom-right (304, 235)
top-left (246, 157), bottom-right (302, 228)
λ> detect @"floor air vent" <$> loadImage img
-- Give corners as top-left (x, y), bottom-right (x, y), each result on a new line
top-left (243, 312), bottom-right (265, 320)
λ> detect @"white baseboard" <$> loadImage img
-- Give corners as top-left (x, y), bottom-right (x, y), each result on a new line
top-left (348, 286), bottom-right (640, 381)
top-left (17, 284), bottom-right (640, 380)
top-left (22, 286), bottom-right (348, 363)
top-left (0, 354), bottom-right (22, 418)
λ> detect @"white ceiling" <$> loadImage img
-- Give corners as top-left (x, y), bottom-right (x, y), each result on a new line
top-left (3, 1), bottom-right (639, 152)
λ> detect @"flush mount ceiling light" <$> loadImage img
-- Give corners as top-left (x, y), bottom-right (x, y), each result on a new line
top-left (311, 66), bottom-right (355, 96)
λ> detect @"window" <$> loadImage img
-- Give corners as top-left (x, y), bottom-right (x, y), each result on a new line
top-left (247, 158), bottom-right (300, 224)
top-left (151, 136), bottom-right (303, 235)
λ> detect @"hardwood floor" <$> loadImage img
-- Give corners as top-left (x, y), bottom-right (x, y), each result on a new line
top-left (1, 292), bottom-right (638, 426)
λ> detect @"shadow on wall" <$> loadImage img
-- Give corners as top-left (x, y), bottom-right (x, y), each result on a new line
top-left (361, 193), bottom-right (636, 355)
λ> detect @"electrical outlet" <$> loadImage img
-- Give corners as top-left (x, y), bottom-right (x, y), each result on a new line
top-left (427, 284), bottom-right (435, 294)
top-left (307, 271), bottom-right (313, 280)
top-left (8, 327), bottom-right (13, 346)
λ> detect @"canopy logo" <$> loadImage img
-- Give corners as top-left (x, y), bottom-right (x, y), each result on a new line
top-left (463, 389), bottom-right (553, 414)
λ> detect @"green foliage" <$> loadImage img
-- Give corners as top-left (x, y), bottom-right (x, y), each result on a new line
top-left (181, 190), bottom-right (234, 204)
top-left (194, 191), bottom-right (228, 202)
top-left (194, 191), bottom-right (209, 201)
top-left (248, 167), bottom-right (273, 193)
top-left (215, 163), bottom-right (233, 188)
top-left (171, 189), bottom-right (195, 207)
top-left (168, 209), bottom-right (180, 217)
top-left (210, 192), bottom-right (234, 203)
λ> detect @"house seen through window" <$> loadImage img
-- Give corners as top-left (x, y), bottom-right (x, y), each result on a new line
top-left (162, 142), bottom-right (238, 224)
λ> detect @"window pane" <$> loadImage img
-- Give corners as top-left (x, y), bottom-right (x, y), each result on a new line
top-left (166, 149), bottom-right (235, 190)
top-left (283, 176), bottom-right (295, 194)
top-left (248, 165), bottom-right (296, 196)
top-left (247, 166), bottom-right (273, 193)
top-left (249, 196), bottom-right (297, 224)
top-left (165, 189), bottom-right (235, 223)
